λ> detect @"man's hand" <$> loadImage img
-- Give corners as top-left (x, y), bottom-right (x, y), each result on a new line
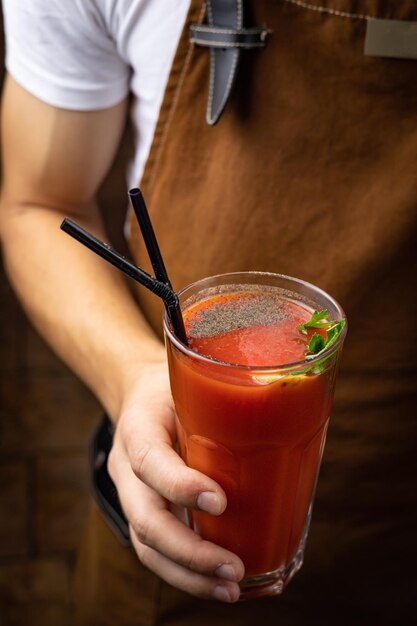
top-left (108, 360), bottom-right (244, 602)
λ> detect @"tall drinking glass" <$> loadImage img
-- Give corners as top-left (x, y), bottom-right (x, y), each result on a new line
top-left (164, 272), bottom-right (346, 599)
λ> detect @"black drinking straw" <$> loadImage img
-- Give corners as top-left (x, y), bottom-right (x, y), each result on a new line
top-left (60, 219), bottom-right (187, 341)
top-left (128, 188), bottom-right (188, 344)
top-left (128, 188), bottom-right (171, 286)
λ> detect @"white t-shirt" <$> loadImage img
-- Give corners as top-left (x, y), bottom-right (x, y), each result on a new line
top-left (3, 0), bottom-right (190, 186)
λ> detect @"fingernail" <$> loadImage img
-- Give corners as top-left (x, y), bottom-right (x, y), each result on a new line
top-left (215, 564), bottom-right (238, 582)
top-left (212, 585), bottom-right (233, 603)
top-left (197, 491), bottom-right (223, 515)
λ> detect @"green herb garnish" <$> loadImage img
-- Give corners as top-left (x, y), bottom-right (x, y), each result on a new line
top-left (299, 310), bottom-right (346, 360)
top-left (298, 309), bottom-right (331, 333)
top-left (306, 332), bottom-right (326, 355)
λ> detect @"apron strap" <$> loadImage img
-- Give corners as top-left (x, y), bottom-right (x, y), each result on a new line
top-left (190, 0), bottom-right (269, 125)
top-left (190, 24), bottom-right (268, 49)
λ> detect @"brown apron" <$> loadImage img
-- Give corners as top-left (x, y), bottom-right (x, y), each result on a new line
top-left (75, 1), bottom-right (417, 624)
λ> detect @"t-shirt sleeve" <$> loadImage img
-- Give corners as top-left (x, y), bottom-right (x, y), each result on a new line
top-left (2, 0), bottom-right (130, 111)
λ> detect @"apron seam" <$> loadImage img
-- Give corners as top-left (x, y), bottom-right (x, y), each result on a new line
top-left (281, 0), bottom-right (372, 21)
top-left (146, 2), bottom-right (206, 194)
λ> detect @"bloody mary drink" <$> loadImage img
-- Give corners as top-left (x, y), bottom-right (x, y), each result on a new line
top-left (164, 272), bottom-right (346, 598)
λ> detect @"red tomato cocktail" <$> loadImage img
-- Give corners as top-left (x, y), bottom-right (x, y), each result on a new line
top-left (164, 272), bottom-right (346, 598)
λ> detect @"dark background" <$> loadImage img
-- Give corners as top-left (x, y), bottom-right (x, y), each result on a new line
top-left (0, 4), bottom-right (132, 623)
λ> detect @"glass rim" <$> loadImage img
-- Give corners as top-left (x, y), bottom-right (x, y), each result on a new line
top-left (163, 271), bottom-right (347, 372)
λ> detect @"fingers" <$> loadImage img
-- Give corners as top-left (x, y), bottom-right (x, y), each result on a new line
top-left (118, 404), bottom-right (227, 514)
top-left (109, 371), bottom-right (244, 602)
top-left (126, 438), bottom-right (227, 514)
top-left (130, 532), bottom-right (241, 602)
top-left (109, 446), bottom-right (244, 602)
top-left (114, 454), bottom-right (244, 581)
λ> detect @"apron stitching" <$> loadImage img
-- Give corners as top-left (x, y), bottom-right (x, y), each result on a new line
top-left (147, 2), bottom-right (206, 193)
top-left (237, 0), bottom-right (243, 28)
top-left (206, 1), bottom-right (215, 122)
top-left (212, 51), bottom-right (239, 122)
top-left (207, 47), bottom-right (215, 122)
top-left (281, 0), bottom-right (372, 21)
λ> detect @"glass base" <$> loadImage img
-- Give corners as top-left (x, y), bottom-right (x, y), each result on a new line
top-left (239, 549), bottom-right (304, 600)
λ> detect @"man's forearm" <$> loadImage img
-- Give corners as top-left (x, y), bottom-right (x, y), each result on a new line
top-left (0, 201), bottom-right (165, 420)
